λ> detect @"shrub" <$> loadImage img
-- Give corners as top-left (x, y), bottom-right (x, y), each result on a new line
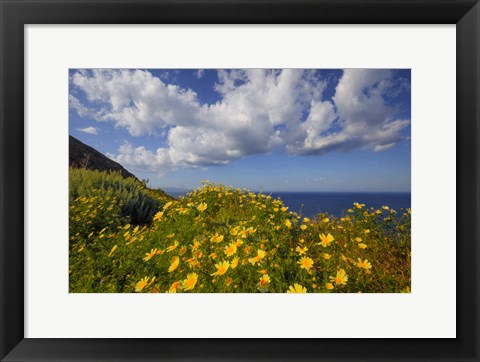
top-left (69, 167), bottom-right (163, 225)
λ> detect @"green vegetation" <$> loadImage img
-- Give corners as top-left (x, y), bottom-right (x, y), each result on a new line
top-left (69, 176), bottom-right (411, 293)
top-left (69, 167), bottom-right (170, 228)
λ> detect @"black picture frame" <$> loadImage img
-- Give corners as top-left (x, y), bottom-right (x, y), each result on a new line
top-left (1, 0), bottom-right (479, 361)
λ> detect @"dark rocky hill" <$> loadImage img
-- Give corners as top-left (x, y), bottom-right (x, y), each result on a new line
top-left (69, 135), bottom-right (137, 179)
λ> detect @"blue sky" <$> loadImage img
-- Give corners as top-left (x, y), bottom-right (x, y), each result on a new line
top-left (69, 69), bottom-right (411, 192)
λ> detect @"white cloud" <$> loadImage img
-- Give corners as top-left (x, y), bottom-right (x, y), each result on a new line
top-left (288, 69), bottom-right (410, 155)
top-left (70, 69), bottom-right (410, 173)
top-left (107, 142), bottom-right (172, 172)
top-left (195, 69), bottom-right (205, 79)
top-left (76, 126), bottom-right (99, 135)
top-left (69, 95), bottom-right (92, 118)
top-left (71, 69), bottom-right (201, 136)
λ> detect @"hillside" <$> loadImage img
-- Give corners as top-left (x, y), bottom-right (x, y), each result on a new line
top-left (69, 135), bottom-right (137, 179)
top-left (69, 181), bottom-right (411, 293)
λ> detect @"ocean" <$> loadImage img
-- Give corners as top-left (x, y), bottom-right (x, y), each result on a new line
top-left (268, 192), bottom-right (411, 218)
top-left (168, 191), bottom-right (411, 218)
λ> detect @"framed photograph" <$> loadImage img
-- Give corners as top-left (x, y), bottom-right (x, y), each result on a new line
top-left (1, 0), bottom-right (478, 361)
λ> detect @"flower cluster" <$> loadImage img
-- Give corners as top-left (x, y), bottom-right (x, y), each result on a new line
top-left (70, 180), bottom-right (411, 293)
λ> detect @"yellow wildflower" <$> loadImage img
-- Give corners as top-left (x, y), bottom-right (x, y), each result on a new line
top-left (197, 203), bottom-right (207, 212)
top-left (167, 240), bottom-right (179, 252)
top-left (153, 212), bottom-right (163, 221)
top-left (224, 243), bottom-right (237, 257)
top-left (285, 219), bottom-right (292, 229)
top-left (249, 249), bottom-right (266, 265)
top-left (326, 283), bottom-right (334, 290)
top-left (210, 233), bottom-right (224, 243)
top-left (182, 273), bottom-right (198, 291)
top-left (298, 256), bottom-right (314, 271)
top-left (135, 277), bottom-right (149, 292)
top-left (322, 218), bottom-right (329, 223)
top-left (108, 245), bottom-right (118, 257)
top-left (323, 253), bottom-right (331, 260)
top-left (357, 258), bottom-right (372, 269)
top-left (259, 274), bottom-right (271, 288)
top-left (211, 261), bottom-right (230, 276)
top-left (225, 277), bottom-right (233, 286)
top-left (355, 237), bottom-right (363, 242)
top-left (300, 224), bottom-right (307, 230)
top-left (319, 233), bottom-right (334, 247)
top-left (358, 243), bottom-right (368, 249)
top-left (168, 281), bottom-right (181, 293)
top-left (287, 284), bottom-right (307, 293)
top-left (179, 246), bottom-right (187, 255)
top-left (168, 256), bottom-right (180, 273)
top-left (231, 257), bottom-right (239, 269)
top-left (329, 269), bottom-right (348, 285)
top-left (246, 227), bottom-right (256, 234)
top-left (238, 228), bottom-right (249, 238)
top-left (295, 246), bottom-right (308, 255)
top-left (143, 248), bottom-right (157, 261)
top-left (177, 207), bottom-right (189, 214)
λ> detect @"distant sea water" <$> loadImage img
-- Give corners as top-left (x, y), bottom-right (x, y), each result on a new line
top-left (168, 190), bottom-right (411, 218)
top-left (269, 192), bottom-right (411, 218)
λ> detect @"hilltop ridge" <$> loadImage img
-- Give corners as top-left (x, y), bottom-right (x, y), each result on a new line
top-left (69, 135), bottom-right (137, 180)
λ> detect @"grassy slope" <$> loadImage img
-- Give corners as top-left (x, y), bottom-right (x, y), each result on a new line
top-left (69, 173), bottom-right (411, 293)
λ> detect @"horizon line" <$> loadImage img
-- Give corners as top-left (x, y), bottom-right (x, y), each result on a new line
top-left (159, 187), bottom-right (411, 194)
